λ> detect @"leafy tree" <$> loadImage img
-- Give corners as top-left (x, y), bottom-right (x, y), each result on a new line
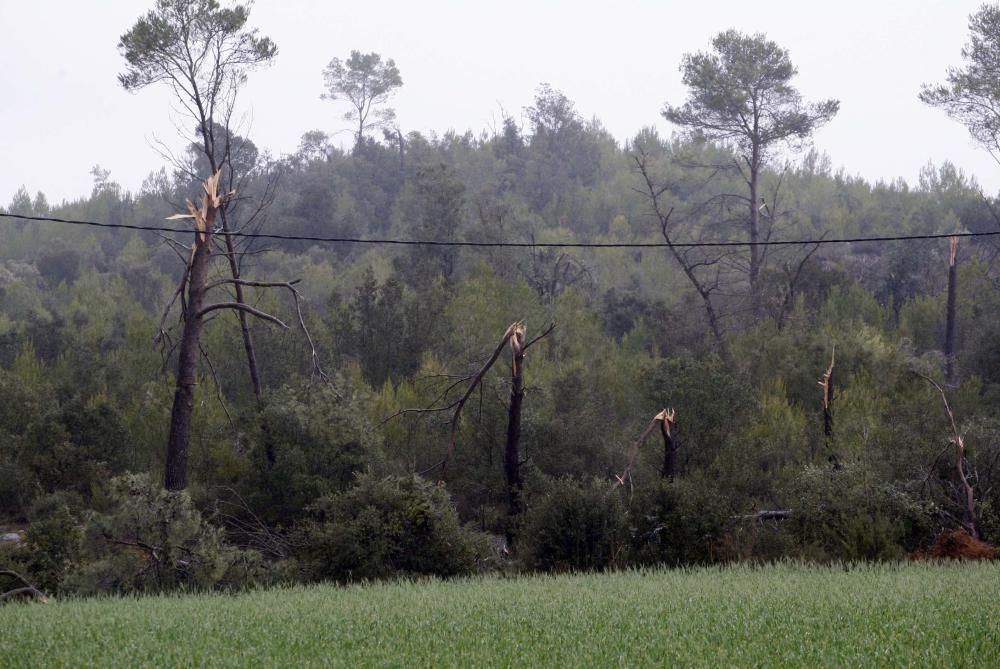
top-left (118, 0), bottom-right (276, 172)
top-left (921, 4), bottom-right (1000, 160)
top-left (322, 51), bottom-right (403, 149)
top-left (119, 0), bottom-right (278, 401)
top-left (662, 30), bottom-right (839, 298)
top-left (394, 162), bottom-right (466, 286)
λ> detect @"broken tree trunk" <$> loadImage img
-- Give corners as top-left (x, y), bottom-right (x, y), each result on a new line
top-left (164, 178), bottom-right (219, 492)
top-left (163, 173), bottom-right (290, 491)
top-left (945, 236), bottom-right (958, 384)
top-left (391, 320), bottom-right (553, 529)
top-left (819, 345), bottom-right (835, 438)
top-left (660, 409), bottom-right (678, 481)
top-left (504, 323), bottom-right (527, 520)
top-left (616, 408), bottom-right (677, 489)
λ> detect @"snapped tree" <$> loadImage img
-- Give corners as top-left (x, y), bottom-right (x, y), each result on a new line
top-left (393, 321), bottom-right (554, 527)
top-left (162, 172), bottom-right (315, 491)
top-left (119, 0), bottom-right (277, 402)
top-left (662, 30), bottom-right (839, 303)
top-left (616, 408), bottom-right (678, 490)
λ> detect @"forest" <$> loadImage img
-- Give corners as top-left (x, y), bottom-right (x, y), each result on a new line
top-left (3, 0), bottom-right (1000, 599)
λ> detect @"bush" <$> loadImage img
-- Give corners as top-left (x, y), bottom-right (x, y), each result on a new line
top-left (782, 463), bottom-right (936, 561)
top-left (294, 474), bottom-right (484, 582)
top-left (520, 477), bottom-right (627, 572)
top-left (238, 384), bottom-right (383, 525)
top-left (628, 476), bottom-right (732, 567)
top-left (21, 492), bottom-right (83, 593)
top-left (65, 473), bottom-right (267, 595)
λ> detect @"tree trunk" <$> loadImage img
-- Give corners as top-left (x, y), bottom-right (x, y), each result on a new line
top-left (165, 231), bottom-right (212, 491)
top-left (945, 237), bottom-right (958, 384)
top-left (504, 325), bottom-right (527, 525)
top-left (220, 213), bottom-right (263, 401)
top-left (955, 436), bottom-right (980, 540)
top-left (660, 413), bottom-right (677, 481)
top-left (820, 346), bottom-right (835, 438)
top-left (748, 150), bottom-right (761, 303)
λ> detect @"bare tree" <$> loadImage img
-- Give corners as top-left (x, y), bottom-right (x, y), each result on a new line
top-left (633, 146), bottom-right (731, 361)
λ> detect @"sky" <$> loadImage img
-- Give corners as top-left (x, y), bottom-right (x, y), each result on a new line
top-left (1, 0), bottom-right (998, 206)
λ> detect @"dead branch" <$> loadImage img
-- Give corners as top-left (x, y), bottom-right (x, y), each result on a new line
top-left (155, 261), bottom-right (192, 344)
top-left (199, 343), bottom-right (234, 429)
top-left (633, 150), bottom-right (730, 361)
top-left (441, 322), bottom-right (522, 478)
top-left (194, 302), bottom-right (288, 328)
top-left (737, 510), bottom-right (792, 522)
top-left (204, 278), bottom-right (328, 383)
top-left (0, 569), bottom-right (49, 603)
top-left (917, 372), bottom-right (980, 539)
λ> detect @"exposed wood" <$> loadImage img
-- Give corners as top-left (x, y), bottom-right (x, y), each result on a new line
top-left (165, 174), bottom-right (222, 491)
top-left (615, 408), bottom-right (677, 489)
top-left (157, 172), bottom-right (300, 490)
top-left (504, 322), bottom-right (528, 522)
top-left (818, 344), bottom-right (836, 437)
top-left (390, 321), bottom-right (553, 530)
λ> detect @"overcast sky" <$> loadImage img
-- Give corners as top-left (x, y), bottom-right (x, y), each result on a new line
top-left (1, 0), bottom-right (998, 206)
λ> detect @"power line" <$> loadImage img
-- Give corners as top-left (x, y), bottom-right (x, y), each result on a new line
top-left (1, 211), bottom-right (996, 248)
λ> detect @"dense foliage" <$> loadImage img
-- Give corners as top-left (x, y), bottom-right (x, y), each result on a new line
top-left (4, 5), bottom-right (1000, 597)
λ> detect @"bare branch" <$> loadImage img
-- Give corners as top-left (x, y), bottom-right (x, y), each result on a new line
top-left (195, 302), bottom-right (288, 328)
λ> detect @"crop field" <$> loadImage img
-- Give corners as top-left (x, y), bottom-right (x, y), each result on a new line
top-left (2, 562), bottom-right (998, 667)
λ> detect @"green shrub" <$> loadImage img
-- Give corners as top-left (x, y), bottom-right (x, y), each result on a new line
top-left (65, 473), bottom-right (267, 595)
top-left (520, 477), bottom-right (627, 572)
top-left (294, 474), bottom-right (483, 582)
top-left (782, 463), bottom-right (936, 561)
top-left (238, 384), bottom-right (383, 525)
top-left (22, 492), bottom-right (83, 593)
top-left (628, 476), bottom-right (732, 567)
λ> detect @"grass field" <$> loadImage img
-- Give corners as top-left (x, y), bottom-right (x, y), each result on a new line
top-left (2, 562), bottom-right (998, 667)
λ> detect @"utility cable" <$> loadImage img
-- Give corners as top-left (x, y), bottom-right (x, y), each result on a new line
top-left (0, 212), bottom-right (994, 249)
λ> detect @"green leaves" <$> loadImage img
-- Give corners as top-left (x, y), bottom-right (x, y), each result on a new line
top-left (664, 30), bottom-right (839, 161)
top-left (921, 4), bottom-right (1000, 154)
top-left (321, 51), bottom-right (403, 145)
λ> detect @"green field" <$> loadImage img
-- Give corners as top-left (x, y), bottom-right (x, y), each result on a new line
top-left (2, 563), bottom-right (998, 667)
